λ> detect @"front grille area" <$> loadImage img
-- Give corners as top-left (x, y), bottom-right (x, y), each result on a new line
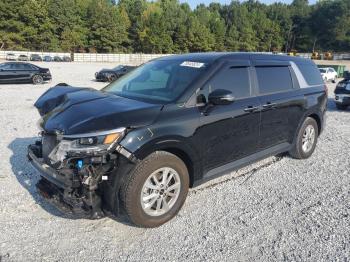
top-left (42, 134), bottom-right (58, 164)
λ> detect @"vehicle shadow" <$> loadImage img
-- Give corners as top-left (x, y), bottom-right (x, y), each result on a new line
top-left (327, 97), bottom-right (349, 112)
top-left (8, 137), bottom-right (134, 226)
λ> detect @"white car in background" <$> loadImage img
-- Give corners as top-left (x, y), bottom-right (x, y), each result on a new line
top-left (319, 67), bottom-right (338, 82)
top-left (6, 53), bottom-right (17, 61)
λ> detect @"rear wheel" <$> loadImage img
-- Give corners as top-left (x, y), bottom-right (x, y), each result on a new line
top-left (32, 74), bottom-right (44, 85)
top-left (289, 117), bottom-right (318, 159)
top-left (336, 104), bottom-right (348, 110)
top-left (120, 151), bottom-right (189, 227)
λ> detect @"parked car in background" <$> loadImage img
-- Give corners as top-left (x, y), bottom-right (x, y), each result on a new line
top-left (334, 71), bottom-right (350, 110)
top-left (17, 55), bottom-right (29, 61)
top-left (6, 53), bottom-right (17, 61)
top-left (43, 56), bottom-right (53, 62)
top-left (62, 56), bottom-right (72, 62)
top-left (95, 65), bottom-right (136, 82)
top-left (53, 56), bottom-right (63, 62)
top-left (30, 54), bottom-right (42, 61)
top-left (28, 53), bottom-right (326, 227)
top-left (0, 62), bottom-right (51, 84)
top-left (319, 67), bottom-right (337, 82)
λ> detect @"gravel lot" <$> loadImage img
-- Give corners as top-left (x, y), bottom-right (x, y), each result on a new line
top-left (0, 62), bottom-right (349, 261)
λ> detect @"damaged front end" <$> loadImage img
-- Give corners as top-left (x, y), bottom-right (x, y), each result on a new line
top-left (28, 127), bottom-right (134, 219)
top-left (27, 84), bottom-right (162, 219)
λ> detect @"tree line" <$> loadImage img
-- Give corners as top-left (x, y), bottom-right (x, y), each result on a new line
top-left (0, 0), bottom-right (349, 54)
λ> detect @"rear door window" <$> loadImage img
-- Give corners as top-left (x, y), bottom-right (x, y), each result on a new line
top-left (256, 66), bottom-right (293, 95)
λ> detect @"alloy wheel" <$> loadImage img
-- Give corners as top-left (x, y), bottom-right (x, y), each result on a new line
top-left (302, 125), bottom-right (315, 153)
top-left (140, 167), bottom-right (181, 216)
top-left (33, 75), bottom-right (43, 84)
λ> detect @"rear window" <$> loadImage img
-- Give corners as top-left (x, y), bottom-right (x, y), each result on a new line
top-left (297, 64), bottom-right (323, 86)
top-left (256, 66), bottom-right (293, 94)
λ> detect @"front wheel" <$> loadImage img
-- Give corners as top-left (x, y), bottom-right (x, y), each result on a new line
top-left (289, 117), bottom-right (318, 159)
top-left (108, 74), bottom-right (117, 82)
top-left (120, 151), bottom-right (189, 227)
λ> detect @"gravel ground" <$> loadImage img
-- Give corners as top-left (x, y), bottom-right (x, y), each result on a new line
top-left (0, 62), bottom-right (349, 262)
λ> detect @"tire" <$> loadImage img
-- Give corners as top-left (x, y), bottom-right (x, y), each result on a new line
top-left (32, 74), bottom-right (44, 85)
top-left (108, 74), bottom-right (117, 82)
top-left (289, 117), bottom-right (319, 159)
top-left (120, 151), bottom-right (189, 227)
top-left (336, 104), bottom-right (347, 110)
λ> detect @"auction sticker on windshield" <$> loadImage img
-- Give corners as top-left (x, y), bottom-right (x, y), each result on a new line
top-left (180, 61), bottom-right (205, 68)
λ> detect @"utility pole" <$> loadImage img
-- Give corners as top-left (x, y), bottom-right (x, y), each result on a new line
top-left (312, 37), bottom-right (317, 53)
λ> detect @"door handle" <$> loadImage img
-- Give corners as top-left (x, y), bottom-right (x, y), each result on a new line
top-left (262, 102), bottom-right (277, 109)
top-left (244, 106), bottom-right (260, 113)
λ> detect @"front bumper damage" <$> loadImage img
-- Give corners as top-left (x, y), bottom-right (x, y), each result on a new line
top-left (27, 137), bottom-right (136, 219)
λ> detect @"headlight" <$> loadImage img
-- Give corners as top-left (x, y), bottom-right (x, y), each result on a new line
top-left (49, 128), bottom-right (126, 164)
top-left (78, 132), bottom-right (123, 146)
top-left (65, 128), bottom-right (126, 148)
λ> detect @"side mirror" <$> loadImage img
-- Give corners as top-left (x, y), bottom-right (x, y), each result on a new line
top-left (208, 89), bottom-right (235, 105)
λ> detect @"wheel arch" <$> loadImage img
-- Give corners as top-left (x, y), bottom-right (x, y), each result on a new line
top-left (133, 138), bottom-right (200, 188)
top-left (159, 147), bottom-right (195, 187)
top-left (308, 113), bottom-right (322, 135)
top-left (292, 109), bottom-right (324, 146)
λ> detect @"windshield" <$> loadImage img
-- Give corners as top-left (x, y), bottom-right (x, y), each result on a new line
top-left (112, 65), bottom-right (124, 70)
top-left (103, 60), bottom-right (208, 103)
top-left (319, 68), bottom-right (326, 73)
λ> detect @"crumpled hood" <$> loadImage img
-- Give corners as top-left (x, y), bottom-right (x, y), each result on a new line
top-left (35, 85), bottom-right (163, 135)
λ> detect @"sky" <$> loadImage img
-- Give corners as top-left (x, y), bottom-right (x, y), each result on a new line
top-left (180, 0), bottom-right (317, 8)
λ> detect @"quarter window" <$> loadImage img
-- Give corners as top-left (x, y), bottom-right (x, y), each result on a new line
top-left (256, 66), bottom-right (293, 94)
top-left (297, 64), bottom-right (324, 86)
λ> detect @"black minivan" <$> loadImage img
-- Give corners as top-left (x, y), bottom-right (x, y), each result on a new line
top-left (28, 53), bottom-right (327, 227)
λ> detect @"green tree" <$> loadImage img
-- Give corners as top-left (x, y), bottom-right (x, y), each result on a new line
top-left (119, 0), bottom-right (147, 52)
top-left (187, 15), bottom-right (215, 52)
top-left (0, 0), bottom-right (349, 53)
top-left (138, 3), bottom-right (174, 53)
top-left (20, 0), bottom-right (58, 51)
top-left (87, 0), bottom-right (130, 53)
